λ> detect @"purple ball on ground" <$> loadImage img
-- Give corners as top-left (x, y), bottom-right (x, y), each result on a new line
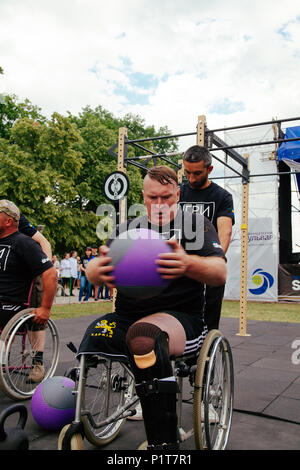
top-left (31, 376), bottom-right (75, 430)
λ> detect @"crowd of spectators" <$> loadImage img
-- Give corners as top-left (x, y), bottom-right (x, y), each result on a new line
top-left (52, 246), bottom-right (112, 302)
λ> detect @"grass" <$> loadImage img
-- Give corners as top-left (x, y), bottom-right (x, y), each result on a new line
top-left (50, 299), bottom-right (300, 323)
top-left (221, 300), bottom-right (300, 323)
top-left (50, 301), bottom-right (112, 320)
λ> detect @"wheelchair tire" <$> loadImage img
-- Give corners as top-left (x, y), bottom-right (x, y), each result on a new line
top-left (79, 357), bottom-right (135, 447)
top-left (193, 329), bottom-right (234, 450)
top-left (0, 308), bottom-right (60, 400)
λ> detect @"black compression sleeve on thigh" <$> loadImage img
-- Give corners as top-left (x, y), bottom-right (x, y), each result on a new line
top-left (126, 321), bottom-right (173, 381)
top-left (126, 322), bottom-right (161, 356)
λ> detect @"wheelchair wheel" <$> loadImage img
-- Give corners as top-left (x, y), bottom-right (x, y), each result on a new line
top-left (58, 424), bottom-right (84, 450)
top-left (79, 356), bottom-right (135, 447)
top-left (193, 330), bottom-right (234, 450)
top-left (0, 308), bottom-right (60, 400)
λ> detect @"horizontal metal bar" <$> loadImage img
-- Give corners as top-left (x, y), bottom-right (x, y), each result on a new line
top-left (210, 175), bottom-right (242, 180)
top-left (126, 151), bottom-right (184, 161)
top-left (207, 116), bottom-right (300, 134)
top-left (126, 159), bottom-right (149, 172)
top-left (250, 171), bottom-right (299, 177)
top-left (126, 131), bottom-right (196, 144)
top-left (211, 133), bottom-right (248, 168)
top-left (211, 152), bottom-right (245, 178)
top-left (125, 156), bottom-right (180, 170)
top-left (210, 136), bottom-right (300, 152)
top-left (122, 116), bottom-right (300, 150)
top-left (210, 171), bottom-right (299, 180)
top-left (128, 140), bottom-right (157, 155)
top-left (157, 155), bottom-right (181, 168)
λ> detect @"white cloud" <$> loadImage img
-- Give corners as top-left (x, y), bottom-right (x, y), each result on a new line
top-left (1, 0), bottom-right (299, 250)
top-left (1, 0), bottom-right (300, 143)
top-left (1, 0), bottom-right (300, 132)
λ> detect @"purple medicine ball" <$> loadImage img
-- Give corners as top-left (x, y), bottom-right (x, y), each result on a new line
top-left (109, 228), bottom-right (173, 299)
top-left (31, 376), bottom-right (75, 430)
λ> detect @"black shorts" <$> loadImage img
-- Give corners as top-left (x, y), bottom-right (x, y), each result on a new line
top-left (77, 310), bottom-right (208, 361)
top-left (0, 304), bottom-right (45, 331)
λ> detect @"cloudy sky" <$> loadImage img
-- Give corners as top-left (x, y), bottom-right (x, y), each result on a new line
top-left (1, 1), bottom-right (299, 220)
top-left (1, 0), bottom-right (300, 252)
top-left (1, 0), bottom-right (300, 137)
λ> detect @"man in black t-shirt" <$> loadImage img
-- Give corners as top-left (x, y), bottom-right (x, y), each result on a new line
top-left (179, 145), bottom-right (234, 331)
top-left (18, 213), bottom-right (53, 308)
top-left (78, 166), bottom-right (226, 450)
top-left (78, 247), bottom-right (93, 302)
top-left (0, 200), bottom-right (57, 382)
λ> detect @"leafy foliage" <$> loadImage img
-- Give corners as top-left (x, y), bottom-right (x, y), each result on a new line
top-left (0, 95), bottom-right (178, 255)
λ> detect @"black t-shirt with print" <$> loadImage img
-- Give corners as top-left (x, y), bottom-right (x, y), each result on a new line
top-left (108, 210), bottom-right (225, 319)
top-left (0, 231), bottom-right (53, 304)
top-left (179, 181), bottom-right (235, 230)
top-left (80, 255), bottom-right (93, 276)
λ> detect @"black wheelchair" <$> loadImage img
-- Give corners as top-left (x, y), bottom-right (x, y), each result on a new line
top-left (58, 329), bottom-right (234, 450)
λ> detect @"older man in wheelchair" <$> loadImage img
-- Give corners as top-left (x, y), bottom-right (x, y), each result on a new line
top-left (0, 200), bottom-right (57, 384)
top-left (75, 166), bottom-right (227, 451)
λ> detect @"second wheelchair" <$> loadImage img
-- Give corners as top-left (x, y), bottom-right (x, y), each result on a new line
top-left (0, 308), bottom-right (60, 400)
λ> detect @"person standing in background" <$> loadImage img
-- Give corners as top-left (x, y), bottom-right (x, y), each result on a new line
top-left (69, 250), bottom-right (78, 296)
top-left (52, 255), bottom-right (60, 279)
top-left (79, 247), bottom-right (93, 302)
top-left (60, 252), bottom-right (71, 296)
top-left (179, 145), bottom-right (234, 331)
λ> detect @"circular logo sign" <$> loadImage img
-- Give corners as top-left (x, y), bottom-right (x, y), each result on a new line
top-left (103, 172), bottom-right (129, 202)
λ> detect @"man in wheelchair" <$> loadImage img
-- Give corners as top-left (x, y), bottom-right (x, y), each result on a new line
top-left (81, 166), bottom-right (226, 450)
top-left (0, 200), bottom-right (57, 382)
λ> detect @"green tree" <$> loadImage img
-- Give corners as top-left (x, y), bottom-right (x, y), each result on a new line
top-left (67, 106), bottom-right (180, 245)
top-left (0, 96), bottom-right (180, 254)
top-left (69, 106), bottom-right (179, 203)
top-left (0, 113), bottom-right (88, 253)
top-left (0, 94), bottom-right (45, 140)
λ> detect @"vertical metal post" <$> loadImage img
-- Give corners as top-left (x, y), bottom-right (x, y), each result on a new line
top-left (237, 154), bottom-right (251, 336)
top-left (117, 127), bottom-right (127, 224)
top-left (74, 354), bottom-right (86, 422)
top-left (177, 159), bottom-right (184, 184)
top-left (197, 115), bottom-right (206, 146)
top-left (113, 127), bottom-right (128, 311)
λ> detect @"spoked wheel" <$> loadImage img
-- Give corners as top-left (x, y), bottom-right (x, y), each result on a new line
top-left (80, 357), bottom-right (135, 447)
top-left (193, 330), bottom-right (234, 450)
top-left (0, 309), bottom-right (59, 400)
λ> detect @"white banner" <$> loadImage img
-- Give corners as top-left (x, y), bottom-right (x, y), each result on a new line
top-left (221, 126), bottom-right (279, 301)
top-left (225, 219), bottom-right (278, 301)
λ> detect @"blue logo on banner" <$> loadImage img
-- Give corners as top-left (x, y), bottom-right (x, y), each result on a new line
top-left (249, 268), bottom-right (274, 295)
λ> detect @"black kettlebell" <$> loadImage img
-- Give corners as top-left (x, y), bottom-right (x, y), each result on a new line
top-left (0, 404), bottom-right (29, 450)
